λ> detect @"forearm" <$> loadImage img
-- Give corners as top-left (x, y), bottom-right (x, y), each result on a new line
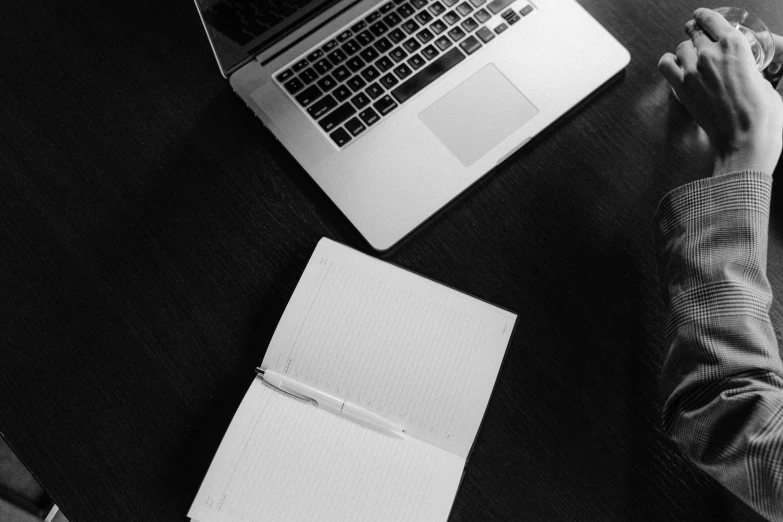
top-left (655, 171), bottom-right (783, 520)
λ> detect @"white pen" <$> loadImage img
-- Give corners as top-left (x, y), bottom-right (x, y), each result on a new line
top-left (259, 369), bottom-right (404, 433)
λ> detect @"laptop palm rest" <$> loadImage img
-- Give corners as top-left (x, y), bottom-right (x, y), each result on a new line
top-left (419, 64), bottom-right (539, 167)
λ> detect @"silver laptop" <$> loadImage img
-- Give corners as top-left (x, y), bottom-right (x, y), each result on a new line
top-left (194, 0), bottom-right (630, 250)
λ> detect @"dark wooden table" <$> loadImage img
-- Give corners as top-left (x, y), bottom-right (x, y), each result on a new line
top-left (2, 0), bottom-right (782, 520)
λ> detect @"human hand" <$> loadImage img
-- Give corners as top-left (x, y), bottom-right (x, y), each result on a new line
top-left (658, 8), bottom-right (783, 176)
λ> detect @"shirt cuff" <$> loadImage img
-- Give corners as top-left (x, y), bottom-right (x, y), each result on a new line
top-left (654, 171), bottom-right (773, 237)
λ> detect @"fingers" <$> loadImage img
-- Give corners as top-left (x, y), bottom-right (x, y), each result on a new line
top-left (676, 39), bottom-right (698, 73)
top-left (659, 52), bottom-right (684, 91)
top-left (693, 8), bottom-right (735, 41)
top-left (690, 25), bottom-right (713, 50)
top-left (685, 19), bottom-right (696, 37)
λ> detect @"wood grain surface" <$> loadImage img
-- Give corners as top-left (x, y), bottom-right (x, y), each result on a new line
top-left (1, 0), bottom-right (781, 520)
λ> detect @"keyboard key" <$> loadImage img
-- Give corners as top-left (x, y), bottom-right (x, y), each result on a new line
top-left (429, 1), bottom-right (446, 15)
top-left (366, 82), bottom-right (385, 99)
top-left (330, 127), bottom-right (351, 146)
top-left (448, 27), bottom-right (466, 41)
top-left (390, 47), bottom-right (465, 104)
top-left (394, 0), bottom-right (407, 5)
top-left (361, 65), bottom-right (381, 81)
top-left (370, 21), bottom-right (389, 36)
top-left (520, 4), bottom-right (533, 15)
top-left (295, 85), bottom-right (323, 106)
top-left (323, 40), bottom-right (339, 52)
top-left (360, 46), bottom-right (380, 62)
top-left (380, 2), bottom-right (395, 12)
top-left (403, 38), bottom-right (422, 52)
top-left (366, 10), bottom-right (382, 23)
top-left (351, 20), bottom-right (367, 32)
top-left (373, 95), bottom-right (398, 115)
top-left (487, 0), bottom-right (515, 14)
top-left (397, 3), bottom-right (415, 18)
top-left (494, 22), bottom-right (508, 33)
top-left (328, 49), bottom-right (348, 64)
top-left (374, 36), bottom-right (393, 52)
top-left (351, 92), bottom-right (371, 109)
top-left (300, 68), bottom-right (319, 84)
top-left (337, 30), bottom-right (353, 42)
top-left (345, 56), bottom-right (367, 72)
top-left (456, 2), bottom-right (473, 15)
top-left (376, 56), bottom-right (395, 71)
top-left (389, 28), bottom-right (406, 44)
top-left (476, 26), bottom-right (495, 43)
top-left (283, 76), bottom-right (304, 94)
top-left (459, 34), bottom-right (481, 54)
top-left (347, 56), bottom-right (366, 72)
top-left (507, 12), bottom-right (520, 24)
top-left (421, 45), bottom-right (440, 60)
top-left (430, 19), bottom-right (448, 33)
top-left (319, 102), bottom-right (357, 132)
top-left (382, 12), bottom-right (402, 27)
top-left (474, 8), bottom-right (491, 22)
top-left (292, 59), bottom-right (309, 72)
top-left (333, 84), bottom-right (352, 101)
top-left (402, 20), bottom-right (420, 34)
top-left (356, 30), bottom-right (375, 46)
top-left (407, 54), bottom-right (427, 69)
top-left (416, 11), bottom-right (434, 24)
top-left (333, 65), bottom-right (350, 81)
top-left (307, 49), bottom-right (324, 62)
top-left (359, 107), bottom-right (381, 126)
top-left (393, 63), bottom-right (413, 79)
top-left (461, 17), bottom-right (479, 32)
top-left (501, 8), bottom-right (514, 19)
top-left (444, 11), bottom-right (461, 25)
top-left (277, 69), bottom-right (294, 82)
top-left (295, 68), bottom-right (315, 88)
top-left (469, 0), bottom-right (486, 5)
top-left (443, 0), bottom-right (458, 5)
top-left (313, 58), bottom-right (333, 74)
top-left (308, 94), bottom-right (338, 119)
top-left (341, 39), bottom-right (361, 55)
top-left (412, 0), bottom-right (429, 8)
top-left (390, 47), bottom-right (408, 62)
top-left (345, 117), bottom-right (367, 136)
top-left (347, 75), bottom-right (367, 92)
top-left (380, 73), bottom-right (399, 88)
top-left (417, 28), bottom-right (435, 43)
top-left (434, 35), bottom-right (453, 50)
top-left (317, 74), bottom-right (338, 91)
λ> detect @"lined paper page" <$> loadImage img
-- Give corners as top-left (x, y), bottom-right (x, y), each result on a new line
top-left (261, 238), bottom-right (516, 457)
top-left (188, 378), bottom-right (463, 522)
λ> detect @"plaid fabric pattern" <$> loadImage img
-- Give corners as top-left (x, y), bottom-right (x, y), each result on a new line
top-left (655, 171), bottom-right (783, 521)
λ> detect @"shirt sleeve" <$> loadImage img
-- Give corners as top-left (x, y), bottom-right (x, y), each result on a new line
top-left (655, 170), bottom-right (783, 521)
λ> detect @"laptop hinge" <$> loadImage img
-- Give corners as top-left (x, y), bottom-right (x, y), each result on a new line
top-left (225, 0), bottom-right (371, 77)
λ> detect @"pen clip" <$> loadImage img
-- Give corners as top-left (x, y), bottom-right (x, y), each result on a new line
top-left (256, 367), bottom-right (317, 405)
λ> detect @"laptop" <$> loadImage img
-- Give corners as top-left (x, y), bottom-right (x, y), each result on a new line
top-left (194, 0), bottom-right (630, 250)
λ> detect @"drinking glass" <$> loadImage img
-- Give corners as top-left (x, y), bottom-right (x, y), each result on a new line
top-left (713, 7), bottom-right (774, 71)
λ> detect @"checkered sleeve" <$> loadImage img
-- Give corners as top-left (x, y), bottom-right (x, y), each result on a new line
top-left (655, 170), bottom-right (783, 521)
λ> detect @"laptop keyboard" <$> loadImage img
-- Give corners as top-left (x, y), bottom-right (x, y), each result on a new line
top-left (275, 0), bottom-right (536, 149)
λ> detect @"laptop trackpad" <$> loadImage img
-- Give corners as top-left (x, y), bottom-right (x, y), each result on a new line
top-left (419, 64), bottom-right (538, 167)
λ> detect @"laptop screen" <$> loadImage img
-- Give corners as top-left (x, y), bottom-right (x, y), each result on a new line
top-left (195, 0), bottom-right (342, 76)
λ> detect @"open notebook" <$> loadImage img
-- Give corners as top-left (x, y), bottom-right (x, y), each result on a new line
top-left (188, 238), bottom-right (517, 522)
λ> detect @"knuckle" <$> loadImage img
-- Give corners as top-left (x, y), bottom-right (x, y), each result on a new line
top-left (696, 48), bottom-right (715, 66)
top-left (722, 31), bottom-right (743, 49)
